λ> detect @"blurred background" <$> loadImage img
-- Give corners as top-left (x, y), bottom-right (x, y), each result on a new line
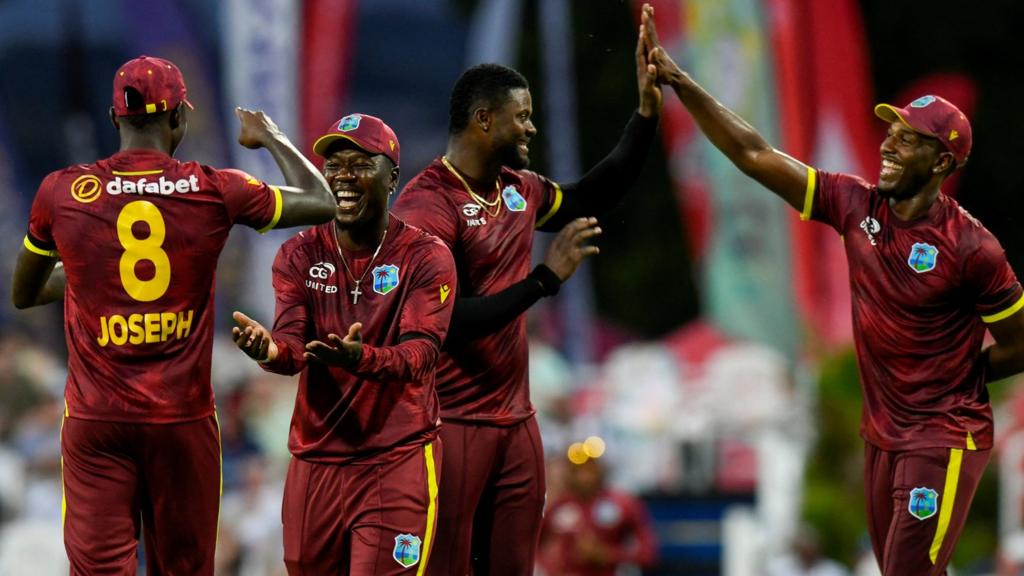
top-left (2, 0), bottom-right (1024, 574)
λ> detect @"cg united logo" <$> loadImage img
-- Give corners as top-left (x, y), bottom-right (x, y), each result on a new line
top-left (308, 262), bottom-right (336, 279)
top-left (859, 216), bottom-right (880, 246)
top-left (70, 174), bottom-right (102, 204)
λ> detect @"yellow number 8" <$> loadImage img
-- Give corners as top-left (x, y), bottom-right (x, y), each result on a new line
top-left (117, 201), bottom-right (170, 302)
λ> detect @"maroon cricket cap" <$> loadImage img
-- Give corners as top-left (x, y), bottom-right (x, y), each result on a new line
top-left (312, 113), bottom-right (400, 166)
top-left (112, 55), bottom-right (193, 117)
top-left (874, 95), bottom-right (972, 167)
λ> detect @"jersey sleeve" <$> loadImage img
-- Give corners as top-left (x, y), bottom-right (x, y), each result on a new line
top-left (392, 184), bottom-right (459, 248)
top-left (25, 172), bottom-right (61, 257)
top-left (804, 169), bottom-right (870, 233)
top-left (521, 170), bottom-right (562, 229)
top-left (964, 230), bottom-right (1024, 323)
top-left (399, 238), bottom-right (458, 345)
top-left (211, 167), bottom-right (283, 233)
top-left (261, 245), bottom-right (312, 375)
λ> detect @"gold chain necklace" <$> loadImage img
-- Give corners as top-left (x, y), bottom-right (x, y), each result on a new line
top-left (441, 156), bottom-right (503, 218)
top-left (334, 225), bottom-right (388, 305)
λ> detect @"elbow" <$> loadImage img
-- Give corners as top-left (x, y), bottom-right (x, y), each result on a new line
top-left (12, 293), bottom-right (35, 310)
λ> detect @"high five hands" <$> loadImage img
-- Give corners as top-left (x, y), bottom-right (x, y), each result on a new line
top-left (640, 3), bottom-right (685, 86)
top-left (637, 4), bottom-right (663, 117)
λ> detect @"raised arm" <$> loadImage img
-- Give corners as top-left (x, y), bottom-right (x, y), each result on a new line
top-left (642, 4), bottom-right (809, 211)
top-left (536, 8), bottom-right (661, 232)
top-left (235, 108), bottom-right (336, 227)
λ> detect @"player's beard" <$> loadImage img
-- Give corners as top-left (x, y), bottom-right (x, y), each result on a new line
top-left (496, 140), bottom-right (529, 170)
top-left (877, 168), bottom-right (931, 201)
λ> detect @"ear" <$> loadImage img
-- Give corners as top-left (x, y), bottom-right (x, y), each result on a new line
top-left (389, 165), bottom-right (400, 195)
top-left (109, 107), bottom-right (119, 130)
top-left (169, 105), bottom-right (182, 130)
top-left (933, 152), bottom-right (955, 175)
top-left (473, 107), bottom-right (491, 133)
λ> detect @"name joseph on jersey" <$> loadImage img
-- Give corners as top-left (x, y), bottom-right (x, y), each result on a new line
top-left (96, 309), bottom-right (194, 347)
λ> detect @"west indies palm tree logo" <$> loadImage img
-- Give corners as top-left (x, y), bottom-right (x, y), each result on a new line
top-left (372, 264), bottom-right (400, 295)
top-left (908, 487), bottom-right (938, 520)
top-left (907, 242), bottom-right (939, 273)
top-left (392, 533), bottom-right (422, 567)
top-left (501, 185), bottom-right (527, 212)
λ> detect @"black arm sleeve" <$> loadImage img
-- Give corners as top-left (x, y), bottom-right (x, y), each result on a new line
top-left (538, 110), bottom-right (659, 232)
top-left (446, 264), bottom-right (562, 344)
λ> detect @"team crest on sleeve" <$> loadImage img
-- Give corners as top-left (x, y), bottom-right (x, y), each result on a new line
top-left (908, 487), bottom-right (938, 520)
top-left (392, 533), bottom-right (422, 568)
top-left (501, 185), bottom-right (527, 212)
top-left (70, 174), bottom-right (103, 203)
top-left (372, 264), bottom-right (400, 295)
top-left (338, 114), bottom-right (361, 131)
top-left (907, 242), bottom-right (939, 273)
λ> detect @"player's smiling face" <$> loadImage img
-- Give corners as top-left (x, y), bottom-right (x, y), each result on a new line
top-left (491, 88), bottom-right (537, 170)
top-left (877, 122), bottom-right (945, 199)
top-left (322, 144), bottom-right (397, 229)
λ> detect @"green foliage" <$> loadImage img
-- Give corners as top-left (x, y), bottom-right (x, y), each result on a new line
top-left (803, 348), bottom-right (868, 566)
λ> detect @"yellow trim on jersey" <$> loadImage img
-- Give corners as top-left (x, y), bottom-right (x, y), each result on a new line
top-left (982, 293), bottom-right (1024, 324)
top-left (417, 442), bottom-right (439, 576)
top-left (966, 432), bottom-right (977, 451)
top-left (929, 448), bottom-right (963, 564)
top-left (111, 169), bottom-right (164, 176)
top-left (23, 235), bottom-right (58, 258)
top-left (257, 186), bottom-right (284, 234)
top-left (60, 415), bottom-right (67, 530)
top-left (535, 181), bottom-right (563, 229)
top-left (799, 166), bottom-right (816, 221)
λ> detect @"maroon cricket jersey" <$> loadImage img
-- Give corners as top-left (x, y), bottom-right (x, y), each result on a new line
top-left (261, 216), bottom-right (456, 463)
top-left (392, 158), bottom-right (562, 425)
top-left (25, 149), bottom-right (282, 423)
top-left (807, 169), bottom-right (1024, 450)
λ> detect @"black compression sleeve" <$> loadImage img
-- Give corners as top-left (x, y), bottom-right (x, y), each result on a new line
top-left (446, 265), bottom-right (561, 344)
top-left (538, 110), bottom-right (659, 231)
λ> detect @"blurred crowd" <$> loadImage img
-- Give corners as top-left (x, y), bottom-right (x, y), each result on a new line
top-left (4, 322), bottom-right (1024, 574)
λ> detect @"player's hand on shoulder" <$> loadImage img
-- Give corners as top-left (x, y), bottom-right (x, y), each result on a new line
top-left (235, 107), bottom-right (284, 149)
top-left (304, 322), bottom-right (363, 369)
top-left (544, 217), bottom-right (602, 281)
top-left (232, 310), bottom-right (278, 363)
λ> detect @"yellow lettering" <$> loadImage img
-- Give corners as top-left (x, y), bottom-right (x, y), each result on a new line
top-left (177, 310), bottom-right (194, 339)
top-left (97, 316), bottom-right (109, 346)
top-left (161, 312), bottom-right (176, 341)
top-left (95, 308), bottom-right (194, 347)
top-left (128, 314), bottom-right (145, 345)
top-left (144, 313), bottom-right (161, 343)
top-left (108, 315), bottom-right (128, 346)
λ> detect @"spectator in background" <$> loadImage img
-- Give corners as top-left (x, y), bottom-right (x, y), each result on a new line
top-left (539, 456), bottom-right (657, 576)
top-left (766, 524), bottom-right (851, 576)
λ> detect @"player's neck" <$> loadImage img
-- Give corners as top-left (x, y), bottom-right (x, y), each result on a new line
top-left (445, 138), bottom-right (502, 184)
top-left (887, 182), bottom-right (942, 221)
top-left (335, 216), bottom-right (389, 252)
top-left (118, 131), bottom-right (174, 156)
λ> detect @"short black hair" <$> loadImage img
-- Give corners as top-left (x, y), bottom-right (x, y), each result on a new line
top-left (448, 63), bottom-right (529, 135)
